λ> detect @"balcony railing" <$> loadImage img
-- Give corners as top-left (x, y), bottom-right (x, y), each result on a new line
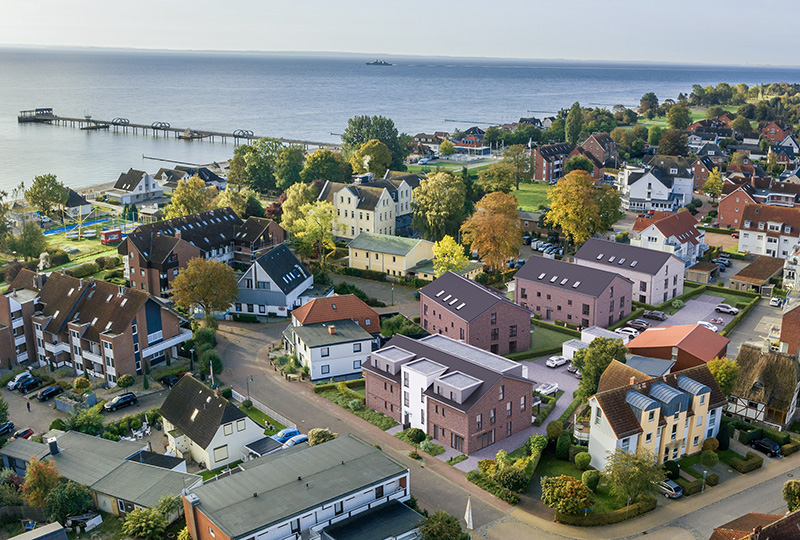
top-left (14, 335), bottom-right (25, 347)
top-left (44, 341), bottom-right (70, 355)
top-left (12, 318), bottom-right (24, 329)
top-left (141, 328), bottom-right (192, 358)
top-left (83, 349), bottom-right (103, 364)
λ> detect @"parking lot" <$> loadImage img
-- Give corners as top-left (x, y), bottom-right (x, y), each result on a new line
top-left (645, 294), bottom-right (738, 330)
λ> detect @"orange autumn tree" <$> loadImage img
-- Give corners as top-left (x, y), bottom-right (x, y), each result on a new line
top-left (460, 192), bottom-right (521, 271)
top-left (23, 457), bottom-right (60, 507)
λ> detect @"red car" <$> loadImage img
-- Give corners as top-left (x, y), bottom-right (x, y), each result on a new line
top-left (731, 232), bottom-right (740, 239)
top-left (11, 428), bottom-right (34, 440)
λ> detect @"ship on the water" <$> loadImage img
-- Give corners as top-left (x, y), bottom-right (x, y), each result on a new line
top-left (366, 59), bottom-right (392, 66)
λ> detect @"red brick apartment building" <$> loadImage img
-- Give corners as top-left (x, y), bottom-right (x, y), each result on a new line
top-left (514, 256), bottom-right (633, 328)
top-left (364, 334), bottom-right (534, 454)
top-left (533, 143), bottom-right (573, 182)
top-left (419, 271), bottom-right (531, 355)
top-left (718, 180), bottom-right (800, 229)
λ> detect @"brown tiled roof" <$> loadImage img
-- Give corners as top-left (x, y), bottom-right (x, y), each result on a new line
top-left (233, 217), bottom-right (283, 244)
top-left (71, 280), bottom-right (149, 342)
top-left (730, 256), bottom-right (784, 285)
top-left (593, 364), bottom-right (726, 439)
top-left (709, 512), bottom-right (783, 540)
top-left (652, 211), bottom-right (701, 245)
top-left (688, 261), bottom-right (721, 273)
top-left (7, 268), bottom-right (40, 292)
top-left (36, 272), bottom-right (90, 334)
top-left (751, 508), bottom-right (800, 539)
top-left (632, 211), bottom-right (674, 232)
top-left (291, 294), bottom-right (380, 333)
top-left (732, 344), bottom-right (800, 414)
top-left (740, 204), bottom-right (800, 236)
top-left (626, 324), bottom-right (729, 365)
top-left (597, 360), bottom-right (648, 393)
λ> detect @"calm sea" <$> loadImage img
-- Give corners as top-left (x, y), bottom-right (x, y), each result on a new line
top-left (2, 47), bottom-right (800, 193)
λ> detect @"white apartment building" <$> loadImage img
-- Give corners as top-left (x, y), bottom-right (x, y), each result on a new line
top-left (738, 204), bottom-right (800, 258)
top-left (282, 319), bottom-right (373, 382)
top-left (631, 211), bottom-right (708, 267)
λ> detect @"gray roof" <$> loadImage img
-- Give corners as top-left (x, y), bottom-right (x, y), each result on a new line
top-left (114, 168), bottom-right (146, 192)
top-left (8, 522), bottom-right (67, 540)
top-left (677, 375), bottom-right (711, 396)
top-left (188, 436), bottom-right (408, 539)
top-left (65, 189), bottom-right (89, 209)
top-left (574, 238), bottom-right (677, 276)
top-left (419, 271), bottom-right (528, 322)
top-left (283, 319), bottom-right (372, 349)
top-left (405, 358), bottom-right (447, 376)
top-left (439, 371), bottom-right (482, 390)
top-left (420, 334), bottom-right (521, 374)
top-left (90, 460), bottom-right (199, 508)
top-left (0, 438), bottom-right (50, 461)
top-left (322, 500), bottom-right (422, 540)
top-left (515, 255), bottom-right (630, 298)
top-left (625, 390), bottom-right (660, 412)
top-left (244, 436), bottom-right (283, 457)
top-left (347, 232), bottom-right (429, 257)
top-left (253, 244), bottom-right (310, 296)
top-left (626, 356), bottom-right (675, 377)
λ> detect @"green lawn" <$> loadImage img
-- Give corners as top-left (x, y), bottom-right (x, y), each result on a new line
top-left (718, 449), bottom-right (746, 466)
top-left (406, 162), bottom-right (493, 174)
top-left (530, 326), bottom-right (572, 352)
top-left (239, 405), bottom-right (286, 436)
top-left (447, 454), bottom-right (468, 466)
top-left (200, 460), bottom-right (243, 481)
top-left (320, 389), bottom-right (398, 430)
top-left (514, 182), bottom-right (550, 212)
top-left (349, 381), bottom-right (366, 397)
top-left (535, 453), bottom-right (625, 513)
top-left (394, 429), bottom-right (446, 456)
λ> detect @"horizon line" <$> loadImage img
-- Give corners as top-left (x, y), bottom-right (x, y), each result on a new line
top-left (1, 43), bottom-right (798, 70)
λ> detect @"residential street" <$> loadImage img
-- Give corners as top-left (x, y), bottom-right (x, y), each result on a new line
top-left (216, 320), bottom-right (800, 539)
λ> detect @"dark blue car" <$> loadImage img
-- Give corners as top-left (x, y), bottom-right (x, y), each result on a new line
top-left (270, 427), bottom-right (300, 443)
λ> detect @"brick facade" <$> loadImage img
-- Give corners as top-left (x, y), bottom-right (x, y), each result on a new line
top-left (533, 143), bottom-right (572, 182)
top-left (780, 306), bottom-right (800, 357)
top-left (364, 370), bottom-right (402, 423)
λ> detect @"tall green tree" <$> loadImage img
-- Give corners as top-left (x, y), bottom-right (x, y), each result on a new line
top-left (46, 481), bottom-right (92, 523)
top-left (658, 130), bottom-right (689, 156)
top-left (300, 149), bottom-right (350, 183)
top-left (603, 448), bottom-right (665, 502)
top-left (546, 171), bottom-right (621, 244)
top-left (215, 187), bottom-right (263, 218)
top-left (9, 222), bottom-right (47, 261)
top-left (572, 337), bottom-right (627, 400)
top-left (667, 103), bottom-right (692, 130)
top-left (280, 182), bottom-right (318, 231)
top-left (565, 102), bottom-right (583, 146)
top-left (563, 155), bottom-right (595, 175)
top-left (439, 139), bottom-right (455, 156)
top-left (639, 92), bottom-right (659, 115)
top-left (25, 174), bottom-right (67, 220)
top-left (783, 480), bottom-right (800, 512)
top-left (227, 138), bottom-right (283, 192)
top-left (0, 396), bottom-right (7, 425)
top-left (703, 168), bottom-right (724, 201)
top-left (122, 507), bottom-right (167, 540)
top-left (707, 357), bottom-right (739, 396)
top-left (290, 201), bottom-right (338, 269)
top-left (433, 235), bottom-right (468, 277)
top-left (502, 144), bottom-right (533, 189)
top-left (411, 172), bottom-right (466, 241)
top-left (476, 162), bottom-right (515, 194)
top-left (274, 145), bottom-right (306, 190)
top-left (341, 115), bottom-right (406, 171)
top-left (349, 139), bottom-right (392, 176)
top-left (0, 191), bottom-right (12, 250)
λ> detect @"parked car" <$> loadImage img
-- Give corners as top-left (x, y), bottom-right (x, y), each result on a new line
top-left (715, 304), bottom-right (740, 315)
top-left (523, 236), bottom-right (532, 245)
top-left (770, 297), bottom-right (783, 307)
top-left (17, 378), bottom-right (42, 394)
top-left (627, 319), bottom-right (651, 332)
top-left (0, 422), bottom-right (14, 436)
top-left (103, 392), bottom-right (137, 412)
top-left (270, 427), bottom-right (300, 443)
top-left (712, 258), bottom-right (732, 267)
top-left (567, 363), bottom-right (579, 373)
top-left (574, 369), bottom-right (582, 380)
top-left (160, 375), bottom-right (180, 388)
top-left (658, 479), bottom-right (683, 499)
top-left (546, 355), bottom-right (568, 368)
top-left (11, 428), bottom-right (34, 440)
top-left (751, 438), bottom-right (782, 457)
top-left (642, 310), bottom-right (667, 321)
top-left (696, 321), bottom-right (718, 332)
top-left (418, 158), bottom-right (429, 165)
top-left (731, 232), bottom-right (740, 239)
top-left (37, 385), bottom-right (64, 402)
top-left (535, 382), bottom-right (559, 396)
top-left (282, 434), bottom-right (309, 448)
top-left (719, 252), bottom-right (730, 259)
top-left (614, 327), bottom-right (640, 338)
top-left (553, 247), bottom-right (564, 256)
top-left (538, 243), bottom-right (552, 252)
top-left (6, 371), bottom-right (32, 391)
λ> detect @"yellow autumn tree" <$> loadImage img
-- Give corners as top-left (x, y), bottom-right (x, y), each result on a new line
top-left (460, 192), bottom-right (521, 271)
top-left (546, 170), bottom-right (620, 244)
top-left (165, 176), bottom-right (218, 219)
top-left (349, 139), bottom-right (392, 176)
top-left (433, 235), bottom-right (468, 277)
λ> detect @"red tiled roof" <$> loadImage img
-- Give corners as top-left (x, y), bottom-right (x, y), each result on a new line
top-left (632, 211), bottom-right (674, 232)
top-left (626, 324), bottom-right (729, 364)
top-left (740, 204), bottom-right (800, 236)
top-left (709, 512), bottom-right (786, 540)
top-left (291, 294), bottom-right (380, 333)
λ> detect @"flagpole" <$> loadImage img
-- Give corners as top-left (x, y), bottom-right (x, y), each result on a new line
top-left (464, 495), bottom-right (473, 538)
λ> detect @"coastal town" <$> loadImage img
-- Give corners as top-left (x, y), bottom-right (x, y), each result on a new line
top-left (4, 83), bottom-right (800, 540)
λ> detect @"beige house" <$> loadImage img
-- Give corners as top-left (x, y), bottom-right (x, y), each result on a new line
top-left (318, 180), bottom-right (396, 239)
top-left (348, 232), bottom-right (434, 277)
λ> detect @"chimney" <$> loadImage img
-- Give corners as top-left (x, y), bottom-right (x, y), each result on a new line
top-left (630, 376), bottom-right (637, 385)
top-left (175, 229), bottom-right (181, 239)
top-left (118, 285), bottom-right (125, 296)
top-left (47, 437), bottom-right (59, 456)
top-left (328, 325), bottom-right (336, 335)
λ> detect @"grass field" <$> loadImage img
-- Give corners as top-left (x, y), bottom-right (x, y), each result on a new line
top-left (239, 405), bottom-right (287, 436)
top-left (530, 326), bottom-right (572, 352)
top-left (406, 162), bottom-right (493, 174)
top-left (535, 453), bottom-right (625, 513)
top-left (514, 182), bottom-right (550, 212)
top-left (636, 105), bottom-right (741, 131)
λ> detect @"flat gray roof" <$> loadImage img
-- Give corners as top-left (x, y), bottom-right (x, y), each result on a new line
top-left (284, 319), bottom-right (373, 348)
top-left (377, 346), bottom-right (416, 362)
top-left (406, 358), bottom-right (446, 375)
top-left (322, 500), bottom-right (421, 540)
top-left (439, 371), bottom-right (482, 390)
top-left (189, 436), bottom-right (407, 539)
top-left (420, 334), bottom-right (518, 373)
top-left (626, 356), bottom-right (675, 377)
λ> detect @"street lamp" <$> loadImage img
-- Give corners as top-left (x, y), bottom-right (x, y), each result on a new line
top-left (702, 469), bottom-right (707, 492)
top-left (246, 375), bottom-right (253, 401)
top-left (190, 348), bottom-right (195, 371)
top-left (391, 286), bottom-right (394, 306)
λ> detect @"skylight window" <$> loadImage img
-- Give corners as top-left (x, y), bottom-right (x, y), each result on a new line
top-left (120, 299), bottom-right (128, 307)
top-left (435, 290), bottom-right (445, 297)
top-left (550, 276), bottom-right (558, 283)
top-left (190, 409), bottom-right (199, 421)
top-left (560, 278), bottom-right (568, 285)
top-left (448, 298), bottom-right (458, 305)
top-left (68, 288), bottom-right (74, 297)
top-left (106, 294), bottom-right (113, 302)
top-left (609, 256), bottom-right (615, 262)
top-left (538, 273), bottom-right (546, 280)
top-left (53, 310), bottom-right (60, 319)
top-left (456, 303), bottom-right (465, 310)
top-left (105, 321), bottom-right (112, 330)
top-left (596, 253), bottom-right (604, 260)
top-left (618, 258), bottom-right (625, 265)
top-left (91, 317), bottom-right (98, 326)
top-left (631, 261), bottom-right (638, 267)
top-left (573, 281), bottom-right (581, 288)
top-left (443, 294), bottom-right (452, 302)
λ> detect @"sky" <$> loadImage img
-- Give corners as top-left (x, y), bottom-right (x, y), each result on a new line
top-left (0, 0), bottom-right (793, 66)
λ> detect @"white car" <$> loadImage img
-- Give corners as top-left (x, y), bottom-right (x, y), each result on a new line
top-left (6, 371), bottom-right (32, 391)
top-left (546, 355), bottom-right (568, 368)
top-left (535, 382), bottom-right (559, 396)
top-left (770, 297), bottom-right (783, 307)
top-left (715, 304), bottom-right (740, 315)
top-left (697, 320), bottom-right (718, 332)
top-left (614, 327), bottom-right (640, 338)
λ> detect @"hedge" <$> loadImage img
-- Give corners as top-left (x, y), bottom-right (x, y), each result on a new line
top-left (705, 284), bottom-right (759, 300)
top-left (232, 314), bottom-right (259, 323)
top-left (506, 345), bottom-right (564, 362)
top-left (330, 266), bottom-right (388, 282)
top-left (676, 476), bottom-right (703, 496)
top-left (532, 319), bottom-right (580, 337)
top-left (532, 393), bottom-right (559, 427)
top-left (697, 226), bottom-right (736, 235)
top-left (313, 378), bottom-right (365, 393)
top-left (466, 470), bottom-right (520, 505)
top-left (781, 440), bottom-right (800, 456)
top-left (66, 262), bottom-right (101, 278)
top-left (554, 495), bottom-right (656, 526)
top-left (558, 396), bottom-right (584, 424)
top-left (730, 451), bottom-right (763, 474)
top-left (607, 308), bottom-right (645, 331)
top-left (632, 300), bottom-right (657, 310)
top-left (720, 296), bottom-right (760, 337)
top-left (654, 284), bottom-right (706, 311)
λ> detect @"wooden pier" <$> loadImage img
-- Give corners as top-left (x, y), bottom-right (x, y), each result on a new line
top-left (17, 108), bottom-right (340, 150)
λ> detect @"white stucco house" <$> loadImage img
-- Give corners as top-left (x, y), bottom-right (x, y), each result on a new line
top-left (631, 211), bottom-right (708, 267)
top-left (160, 375), bottom-right (264, 470)
top-left (617, 164), bottom-right (692, 212)
top-left (106, 168), bottom-right (163, 205)
top-left (282, 319), bottom-right (373, 381)
top-left (738, 204), bottom-right (800, 258)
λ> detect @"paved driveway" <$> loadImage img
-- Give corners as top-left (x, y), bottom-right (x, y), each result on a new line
top-left (725, 299), bottom-right (778, 356)
top-left (647, 294), bottom-right (736, 329)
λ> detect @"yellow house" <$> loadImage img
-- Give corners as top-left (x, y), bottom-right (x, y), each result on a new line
top-left (406, 259), bottom-right (484, 281)
top-left (586, 362), bottom-right (724, 470)
top-left (318, 180), bottom-right (396, 239)
top-left (348, 232), bottom-right (434, 277)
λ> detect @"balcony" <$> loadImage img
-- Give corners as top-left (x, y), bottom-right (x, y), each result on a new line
top-left (16, 351), bottom-right (28, 363)
top-left (147, 330), bottom-right (163, 344)
top-left (14, 335), bottom-right (25, 347)
top-left (12, 318), bottom-right (24, 330)
top-left (44, 341), bottom-right (70, 355)
top-left (141, 328), bottom-right (192, 358)
top-left (83, 349), bottom-right (103, 365)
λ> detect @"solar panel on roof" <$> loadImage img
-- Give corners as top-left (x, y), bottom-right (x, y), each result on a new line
top-left (618, 258), bottom-right (625, 264)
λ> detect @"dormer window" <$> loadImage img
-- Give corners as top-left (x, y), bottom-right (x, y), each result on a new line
top-left (670, 168), bottom-right (678, 175)
top-left (758, 222), bottom-right (765, 230)
top-left (744, 220), bottom-right (751, 228)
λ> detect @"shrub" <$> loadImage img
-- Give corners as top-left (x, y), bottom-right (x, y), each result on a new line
top-left (495, 467), bottom-right (527, 492)
top-left (781, 441), bottom-right (800, 456)
top-left (101, 431), bottom-right (121, 441)
top-left (706, 473), bottom-right (719, 486)
top-left (49, 418), bottom-right (66, 431)
top-left (556, 432), bottom-right (571, 460)
top-left (664, 460), bottom-right (680, 481)
top-left (574, 452), bottom-right (591, 471)
top-left (194, 327), bottom-right (217, 347)
top-left (554, 494), bottom-right (656, 526)
top-left (672, 299), bottom-right (685, 310)
top-left (524, 434), bottom-right (548, 457)
top-left (65, 262), bottom-right (100, 278)
top-left (348, 399), bottom-right (365, 411)
top-left (582, 469), bottom-right (600, 492)
top-left (406, 428), bottom-right (426, 444)
top-left (130, 417), bottom-right (142, 430)
top-left (702, 437), bottom-right (719, 452)
top-left (718, 422), bottom-right (731, 451)
top-left (466, 470), bottom-right (520, 505)
top-left (308, 428), bottom-right (338, 446)
top-left (730, 451), bottom-right (764, 474)
top-left (408, 450), bottom-right (421, 460)
top-left (419, 440), bottom-right (435, 454)
top-left (117, 374), bottom-right (134, 388)
top-left (47, 249), bottom-right (69, 267)
top-left (475, 272), bottom-right (490, 285)
top-left (242, 399), bottom-right (252, 409)
top-left (546, 420), bottom-right (563, 441)
top-left (220, 388), bottom-right (232, 399)
top-left (568, 445), bottom-right (585, 463)
top-left (676, 477), bottom-right (703, 496)
top-left (477, 459), bottom-right (496, 474)
top-left (701, 450), bottom-right (719, 468)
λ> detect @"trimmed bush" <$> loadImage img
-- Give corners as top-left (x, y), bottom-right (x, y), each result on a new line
top-left (730, 451), bottom-right (764, 474)
top-left (574, 452), bottom-right (591, 471)
top-left (718, 422), bottom-right (731, 451)
top-left (555, 495), bottom-right (656, 526)
top-left (568, 445), bottom-right (585, 463)
top-left (582, 469), bottom-right (600, 492)
top-left (781, 441), bottom-right (800, 456)
top-left (348, 399), bottom-right (365, 411)
top-left (117, 374), bottom-right (134, 388)
top-left (66, 262), bottom-right (100, 278)
top-left (49, 418), bottom-right (66, 431)
top-left (523, 434), bottom-right (548, 457)
top-left (495, 467), bottom-right (528, 492)
top-left (232, 313), bottom-right (258, 323)
top-left (406, 428), bottom-right (426, 444)
top-left (466, 470), bottom-right (520, 505)
top-left (706, 473), bottom-right (719, 486)
top-left (701, 450), bottom-right (719, 468)
top-left (676, 477), bottom-right (703, 496)
top-left (702, 437), bottom-right (719, 452)
top-left (419, 440), bottom-right (435, 454)
top-left (556, 432), bottom-right (571, 460)
top-left (408, 450), bottom-right (421, 460)
top-left (546, 420), bottom-right (563, 441)
top-left (664, 460), bottom-right (679, 480)
top-left (557, 396), bottom-right (584, 424)
top-left (220, 388), bottom-right (232, 399)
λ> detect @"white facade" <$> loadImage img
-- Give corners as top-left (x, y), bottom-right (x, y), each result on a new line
top-left (632, 224), bottom-right (707, 267)
top-left (400, 360), bottom-right (447, 431)
top-left (163, 415), bottom-right (262, 470)
top-left (235, 259), bottom-right (313, 316)
top-left (574, 256), bottom-right (684, 305)
top-left (738, 223), bottom-right (800, 258)
top-left (617, 166), bottom-right (692, 212)
top-left (587, 397), bottom-right (626, 470)
top-left (291, 334), bottom-right (372, 382)
top-left (106, 172), bottom-right (163, 205)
